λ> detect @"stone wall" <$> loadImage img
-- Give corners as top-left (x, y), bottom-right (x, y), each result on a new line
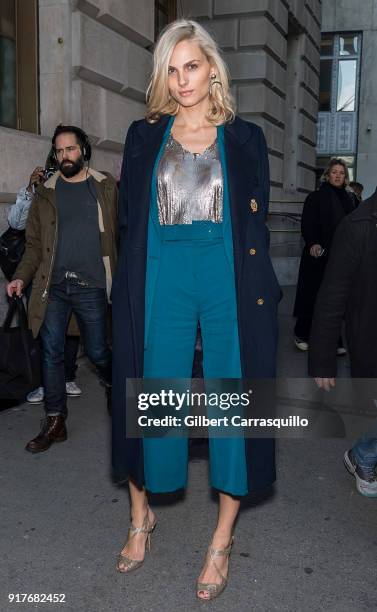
top-left (322, 0), bottom-right (377, 198)
top-left (0, 0), bottom-right (155, 195)
top-left (39, 0), bottom-right (152, 148)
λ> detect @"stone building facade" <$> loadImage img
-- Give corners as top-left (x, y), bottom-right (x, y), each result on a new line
top-left (0, 0), bottom-right (322, 318)
top-left (321, 0), bottom-right (377, 199)
top-left (0, 0), bottom-right (155, 196)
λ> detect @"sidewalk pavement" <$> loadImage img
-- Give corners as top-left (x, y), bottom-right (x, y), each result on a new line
top-left (0, 287), bottom-right (375, 612)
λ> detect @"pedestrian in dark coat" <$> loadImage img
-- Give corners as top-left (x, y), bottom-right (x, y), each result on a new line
top-left (308, 189), bottom-right (377, 497)
top-left (293, 158), bottom-right (356, 351)
top-left (309, 188), bottom-right (377, 378)
top-left (111, 19), bottom-right (281, 599)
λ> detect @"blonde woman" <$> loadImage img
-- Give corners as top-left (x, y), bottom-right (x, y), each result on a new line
top-left (111, 19), bottom-right (281, 600)
top-left (293, 158), bottom-right (356, 351)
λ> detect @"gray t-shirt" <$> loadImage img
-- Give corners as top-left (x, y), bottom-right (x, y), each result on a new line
top-left (51, 176), bottom-right (106, 288)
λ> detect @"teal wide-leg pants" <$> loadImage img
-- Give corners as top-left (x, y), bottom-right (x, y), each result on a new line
top-left (143, 223), bottom-right (248, 496)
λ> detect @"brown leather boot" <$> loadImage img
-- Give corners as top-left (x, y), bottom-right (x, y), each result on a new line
top-left (25, 415), bottom-right (67, 453)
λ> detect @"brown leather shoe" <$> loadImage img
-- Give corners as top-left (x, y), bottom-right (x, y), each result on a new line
top-left (25, 415), bottom-right (67, 453)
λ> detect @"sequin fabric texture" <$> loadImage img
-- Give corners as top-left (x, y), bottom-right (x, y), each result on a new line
top-left (157, 133), bottom-right (223, 225)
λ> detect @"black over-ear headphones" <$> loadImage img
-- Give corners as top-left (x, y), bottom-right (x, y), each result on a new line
top-left (52, 124), bottom-right (92, 162)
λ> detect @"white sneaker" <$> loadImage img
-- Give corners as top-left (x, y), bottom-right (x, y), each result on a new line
top-left (66, 381), bottom-right (82, 396)
top-left (337, 347), bottom-right (347, 356)
top-left (294, 337), bottom-right (309, 351)
top-left (344, 450), bottom-right (377, 497)
top-left (26, 387), bottom-right (44, 404)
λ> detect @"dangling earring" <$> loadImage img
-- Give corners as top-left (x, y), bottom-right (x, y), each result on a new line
top-left (209, 73), bottom-right (222, 96)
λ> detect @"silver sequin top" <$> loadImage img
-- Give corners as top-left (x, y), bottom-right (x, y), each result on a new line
top-left (157, 134), bottom-right (223, 225)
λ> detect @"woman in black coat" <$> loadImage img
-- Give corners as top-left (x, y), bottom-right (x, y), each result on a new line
top-left (293, 158), bottom-right (356, 351)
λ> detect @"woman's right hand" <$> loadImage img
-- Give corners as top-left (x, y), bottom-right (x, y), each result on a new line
top-left (309, 244), bottom-right (324, 258)
top-left (7, 279), bottom-right (24, 297)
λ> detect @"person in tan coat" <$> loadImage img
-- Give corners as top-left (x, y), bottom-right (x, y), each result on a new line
top-left (7, 160), bottom-right (83, 404)
top-left (7, 125), bottom-right (118, 453)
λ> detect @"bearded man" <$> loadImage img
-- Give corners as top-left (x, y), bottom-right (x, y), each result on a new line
top-left (7, 125), bottom-right (118, 452)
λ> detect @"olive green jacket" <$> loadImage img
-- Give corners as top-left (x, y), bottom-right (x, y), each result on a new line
top-left (13, 169), bottom-right (118, 337)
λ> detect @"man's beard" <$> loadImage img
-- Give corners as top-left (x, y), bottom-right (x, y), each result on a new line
top-left (59, 155), bottom-right (85, 178)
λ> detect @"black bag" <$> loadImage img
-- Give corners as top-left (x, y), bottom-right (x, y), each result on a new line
top-left (0, 296), bottom-right (41, 401)
top-left (0, 227), bottom-right (26, 281)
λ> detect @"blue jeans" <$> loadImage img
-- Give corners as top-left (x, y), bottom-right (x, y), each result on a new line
top-left (352, 437), bottom-right (377, 473)
top-left (40, 279), bottom-right (112, 416)
top-left (351, 392), bottom-right (377, 475)
top-left (27, 283), bottom-right (79, 382)
top-left (64, 335), bottom-right (80, 382)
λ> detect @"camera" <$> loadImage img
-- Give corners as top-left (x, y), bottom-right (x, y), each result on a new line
top-left (44, 167), bottom-right (56, 180)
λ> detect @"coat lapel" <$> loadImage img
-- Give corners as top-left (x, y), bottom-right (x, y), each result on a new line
top-left (223, 118), bottom-right (260, 280)
top-left (143, 116), bottom-right (174, 349)
top-left (129, 116), bottom-right (172, 241)
top-left (149, 116), bottom-right (175, 236)
top-left (217, 125), bottom-right (237, 277)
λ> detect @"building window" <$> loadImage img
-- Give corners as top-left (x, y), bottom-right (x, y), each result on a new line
top-left (155, 0), bottom-right (177, 40)
top-left (317, 32), bottom-right (362, 177)
top-left (0, 0), bottom-right (39, 133)
top-left (336, 59), bottom-right (357, 111)
top-left (339, 34), bottom-right (359, 56)
top-left (319, 59), bottom-right (332, 112)
top-left (319, 35), bottom-right (333, 112)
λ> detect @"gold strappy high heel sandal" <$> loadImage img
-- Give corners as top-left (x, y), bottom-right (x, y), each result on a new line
top-left (196, 536), bottom-right (234, 600)
top-left (116, 512), bottom-right (157, 573)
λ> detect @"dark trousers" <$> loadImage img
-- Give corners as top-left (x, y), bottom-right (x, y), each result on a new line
top-left (26, 283), bottom-right (79, 383)
top-left (39, 279), bottom-right (112, 417)
top-left (63, 335), bottom-right (80, 381)
top-left (294, 316), bottom-right (312, 342)
top-left (295, 316), bottom-right (344, 348)
top-left (34, 334), bottom-right (80, 384)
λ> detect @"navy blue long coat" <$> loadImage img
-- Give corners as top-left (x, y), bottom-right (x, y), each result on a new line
top-left (111, 114), bottom-right (282, 492)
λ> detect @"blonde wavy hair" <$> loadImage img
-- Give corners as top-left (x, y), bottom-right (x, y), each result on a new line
top-left (146, 19), bottom-right (235, 125)
top-left (320, 157), bottom-right (350, 186)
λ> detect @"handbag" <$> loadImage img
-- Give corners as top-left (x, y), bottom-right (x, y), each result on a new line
top-left (0, 295), bottom-right (41, 401)
top-left (0, 227), bottom-right (26, 281)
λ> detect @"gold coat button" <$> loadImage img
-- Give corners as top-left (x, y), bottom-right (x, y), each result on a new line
top-left (250, 199), bottom-right (258, 212)
top-left (256, 298), bottom-right (264, 305)
top-left (249, 248), bottom-right (256, 255)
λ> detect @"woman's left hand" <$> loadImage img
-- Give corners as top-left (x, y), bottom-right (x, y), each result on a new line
top-left (315, 377), bottom-right (336, 391)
